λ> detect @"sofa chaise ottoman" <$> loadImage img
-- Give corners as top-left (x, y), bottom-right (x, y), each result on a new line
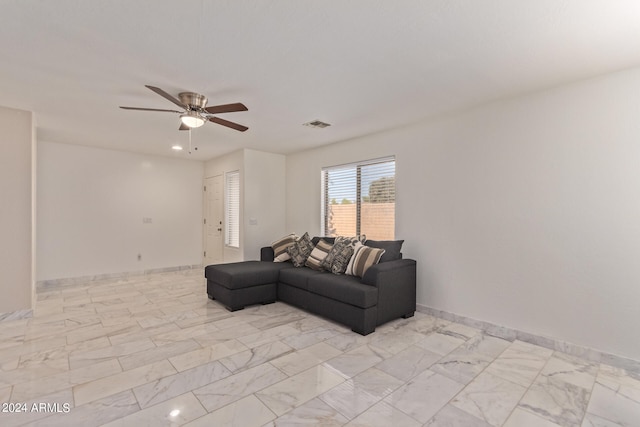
top-left (204, 260), bottom-right (293, 311)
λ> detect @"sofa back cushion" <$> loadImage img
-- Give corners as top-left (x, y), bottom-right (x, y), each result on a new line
top-left (364, 240), bottom-right (404, 263)
top-left (261, 246), bottom-right (275, 262)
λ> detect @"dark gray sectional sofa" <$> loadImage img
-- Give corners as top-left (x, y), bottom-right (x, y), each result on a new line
top-left (205, 237), bottom-right (416, 335)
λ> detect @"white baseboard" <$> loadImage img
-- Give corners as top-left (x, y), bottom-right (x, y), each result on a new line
top-left (417, 303), bottom-right (640, 375)
top-left (36, 264), bottom-right (203, 291)
top-left (0, 308), bottom-right (33, 323)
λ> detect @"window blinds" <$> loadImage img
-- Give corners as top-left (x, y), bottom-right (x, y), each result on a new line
top-left (322, 157), bottom-right (395, 240)
top-left (225, 171), bottom-right (240, 248)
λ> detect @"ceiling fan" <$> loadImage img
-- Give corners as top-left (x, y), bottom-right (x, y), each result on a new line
top-left (120, 85), bottom-right (248, 132)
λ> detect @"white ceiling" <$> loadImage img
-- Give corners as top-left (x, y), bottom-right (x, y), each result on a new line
top-left (2, 1), bottom-right (640, 161)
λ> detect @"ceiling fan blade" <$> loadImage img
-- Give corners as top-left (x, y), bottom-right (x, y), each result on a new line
top-left (204, 103), bottom-right (248, 114)
top-left (145, 85), bottom-right (187, 109)
top-left (120, 106), bottom-right (182, 113)
top-left (179, 123), bottom-right (189, 131)
top-left (208, 116), bottom-right (248, 132)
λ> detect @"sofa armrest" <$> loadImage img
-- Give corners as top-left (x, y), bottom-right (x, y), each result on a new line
top-left (362, 258), bottom-right (416, 324)
top-left (261, 246), bottom-right (275, 262)
top-left (361, 259), bottom-right (415, 286)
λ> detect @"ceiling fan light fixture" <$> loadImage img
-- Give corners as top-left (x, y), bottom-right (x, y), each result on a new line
top-left (180, 111), bottom-right (205, 128)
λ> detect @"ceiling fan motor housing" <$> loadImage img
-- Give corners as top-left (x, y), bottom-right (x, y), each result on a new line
top-left (179, 92), bottom-right (207, 110)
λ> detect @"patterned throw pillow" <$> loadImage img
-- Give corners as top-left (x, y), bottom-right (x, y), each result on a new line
top-left (347, 245), bottom-right (385, 277)
top-left (305, 240), bottom-right (333, 270)
top-left (330, 243), bottom-right (355, 275)
top-left (286, 232), bottom-right (314, 267)
top-left (271, 233), bottom-right (297, 262)
top-left (322, 235), bottom-right (366, 275)
top-left (335, 235), bottom-right (366, 247)
top-left (321, 239), bottom-right (347, 271)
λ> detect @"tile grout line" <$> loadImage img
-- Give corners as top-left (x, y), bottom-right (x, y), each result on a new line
top-left (434, 331), bottom-right (515, 426)
top-left (495, 349), bottom-right (555, 427)
top-left (579, 363), bottom-right (600, 427)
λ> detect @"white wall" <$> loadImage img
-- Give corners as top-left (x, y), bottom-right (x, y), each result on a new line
top-left (286, 66), bottom-right (640, 361)
top-left (205, 149), bottom-right (286, 262)
top-left (243, 149), bottom-right (286, 260)
top-left (37, 142), bottom-right (204, 280)
top-left (0, 106), bottom-right (34, 315)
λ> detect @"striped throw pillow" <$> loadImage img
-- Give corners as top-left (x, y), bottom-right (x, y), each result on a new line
top-left (305, 240), bottom-right (333, 270)
top-left (271, 234), bottom-right (297, 262)
top-left (347, 245), bottom-right (385, 277)
top-left (345, 241), bottom-right (363, 275)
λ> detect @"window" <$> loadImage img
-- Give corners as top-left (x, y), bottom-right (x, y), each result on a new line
top-left (322, 157), bottom-right (395, 240)
top-left (225, 171), bottom-right (240, 248)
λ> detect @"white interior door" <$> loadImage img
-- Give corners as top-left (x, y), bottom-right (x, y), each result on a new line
top-left (204, 175), bottom-right (224, 265)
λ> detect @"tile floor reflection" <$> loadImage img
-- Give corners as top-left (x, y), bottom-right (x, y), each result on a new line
top-left (0, 269), bottom-right (639, 426)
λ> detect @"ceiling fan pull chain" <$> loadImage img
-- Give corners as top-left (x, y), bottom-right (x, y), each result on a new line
top-left (188, 128), bottom-right (192, 154)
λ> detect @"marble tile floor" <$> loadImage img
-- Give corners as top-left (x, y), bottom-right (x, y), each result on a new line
top-left (1, 270), bottom-right (639, 426)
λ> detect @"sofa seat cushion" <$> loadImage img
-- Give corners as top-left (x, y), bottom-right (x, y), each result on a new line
top-left (279, 267), bottom-right (327, 291)
top-left (308, 274), bottom-right (378, 309)
top-left (205, 261), bottom-right (292, 290)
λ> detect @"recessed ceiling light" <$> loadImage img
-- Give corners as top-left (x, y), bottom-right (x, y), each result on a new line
top-left (169, 409), bottom-right (181, 417)
top-left (171, 145), bottom-right (183, 151)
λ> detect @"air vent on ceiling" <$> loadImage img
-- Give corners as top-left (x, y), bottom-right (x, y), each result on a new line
top-left (303, 120), bottom-right (331, 128)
